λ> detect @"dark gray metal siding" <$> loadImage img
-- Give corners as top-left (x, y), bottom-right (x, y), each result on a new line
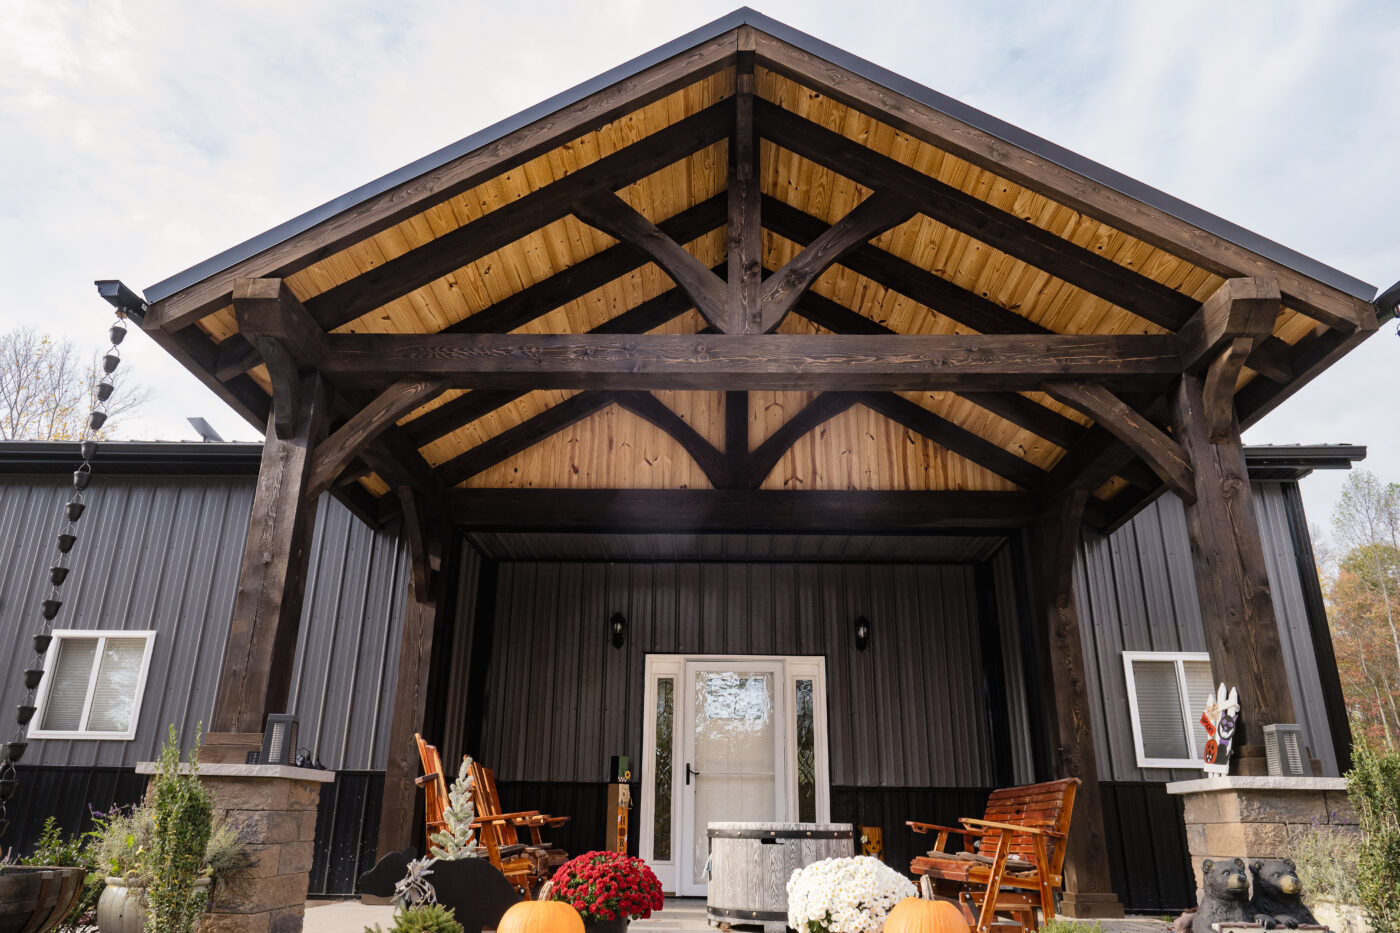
top-left (476, 561), bottom-right (996, 788)
top-left (0, 474), bottom-right (408, 771)
top-left (1074, 482), bottom-right (1340, 782)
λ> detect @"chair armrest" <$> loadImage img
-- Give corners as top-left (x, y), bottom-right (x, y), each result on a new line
top-left (414, 772), bottom-right (440, 787)
top-left (959, 818), bottom-right (1064, 837)
top-left (493, 810), bottom-right (548, 823)
top-left (543, 816), bottom-right (570, 827)
top-left (906, 821), bottom-right (974, 837)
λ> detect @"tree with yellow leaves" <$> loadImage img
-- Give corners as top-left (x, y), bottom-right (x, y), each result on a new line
top-left (0, 326), bottom-right (150, 440)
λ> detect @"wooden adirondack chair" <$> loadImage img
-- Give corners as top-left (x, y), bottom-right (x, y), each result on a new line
top-left (907, 778), bottom-right (1080, 933)
top-left (414, 734), bottom-right (451, 842)
top-left (467, 761), bottom-right (570, 898)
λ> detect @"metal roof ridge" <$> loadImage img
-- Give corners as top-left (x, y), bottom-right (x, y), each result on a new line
top-left (142, 6), bottom-right (1376, 306)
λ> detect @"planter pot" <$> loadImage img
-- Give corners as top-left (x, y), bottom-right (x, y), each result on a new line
top-left (97, 877), bottom-right (213, 933)
top-left (1309, 899), bottom-right (1371, 933)
top-left (584, 917), bottom-right (630, 933)
top-left (0, 865), bottom-right (87, 933)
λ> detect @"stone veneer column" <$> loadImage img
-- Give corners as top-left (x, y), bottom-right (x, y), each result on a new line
top-left (135, 761), bottom-right (335, 933)
top-left (1166, 776), bottom-right (1358, 898)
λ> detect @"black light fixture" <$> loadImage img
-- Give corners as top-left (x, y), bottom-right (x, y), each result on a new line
top-left (610, 612), bottom-right (626, 649)
top-left (854, 616), bottom-right (870, 652)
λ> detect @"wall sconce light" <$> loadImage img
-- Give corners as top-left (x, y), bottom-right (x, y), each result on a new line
top-left (610, 612), bottom-right (627, 649)
top-left (854, 616), bottom-right (870, 652)
top-left (259, 714), bottom-right (299, 766)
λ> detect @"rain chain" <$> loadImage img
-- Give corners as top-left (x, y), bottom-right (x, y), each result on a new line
top-left (0, 311), bottom-right (129, 836)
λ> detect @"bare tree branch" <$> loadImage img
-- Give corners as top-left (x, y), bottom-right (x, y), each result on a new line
top-left (0, 326), bottom-right (151, 440)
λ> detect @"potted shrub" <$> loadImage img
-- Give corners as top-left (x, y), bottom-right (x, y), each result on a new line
top-left (3, 817), bottom-right (97, 933)
top-left (786, 856), bottom-right (916, 933)
top-left (548, 852), bottom-right (664, 933)
top-left (366, 858), bottom-right (465, 933)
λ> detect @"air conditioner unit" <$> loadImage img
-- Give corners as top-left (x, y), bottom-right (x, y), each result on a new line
top-left (1263, 723), bottom-right (1307, 777)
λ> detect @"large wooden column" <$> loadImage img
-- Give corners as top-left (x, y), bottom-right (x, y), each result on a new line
top-left (1032, 492), bottom-right (1124, 918)
top-left (211, 375), bottom-right (328, 737)
top-left (1171, 372), bottom-right (1296, 749)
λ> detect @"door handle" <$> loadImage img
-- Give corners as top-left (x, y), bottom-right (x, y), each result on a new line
top-left (686, 762), bottom-right (700, 785)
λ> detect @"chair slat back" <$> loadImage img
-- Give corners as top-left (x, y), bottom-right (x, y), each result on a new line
top-left (468, 760), bottom-right (522, 847)
top-left (415, 733), bottom-right (449, 835)
top-left (978, 778), bottom-right (1078, 874)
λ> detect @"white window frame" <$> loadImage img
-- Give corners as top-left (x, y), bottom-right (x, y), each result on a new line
top-left (1122, 650), bottom-right (1213, 769)
top-left (29, 630), bottom-right (156, 741)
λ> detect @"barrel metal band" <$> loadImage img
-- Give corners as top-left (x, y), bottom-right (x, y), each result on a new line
top-left (707, 828), bottom-right (854, 840)
top-left (708, 908), bottom-right (789, 922)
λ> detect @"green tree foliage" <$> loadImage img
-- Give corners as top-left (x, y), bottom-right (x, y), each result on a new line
top-left (1327, 471), bottom-right (1400, 750)
top-left (1346, 739), bottom-right (1400, 932)
top-left (146, 725), bottom-right (214, 933)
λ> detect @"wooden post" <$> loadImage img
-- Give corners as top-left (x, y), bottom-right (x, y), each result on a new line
top-left (211, 373), bottom-right (329, 736)
top-left (1171, 373), bottom-right (1297, 751)
top-left (1032, 492), bottom-right (1124, 918)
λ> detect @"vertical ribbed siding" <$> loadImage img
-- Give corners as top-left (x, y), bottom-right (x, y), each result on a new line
top-left (1074, 482), bottom-right (1340, 781)
top-left (0, 474), bottom-right (408, 770)
top-left (990, 547), bottom-right (1035, 783)
top-left (477, 561), bottom-right (995, 789)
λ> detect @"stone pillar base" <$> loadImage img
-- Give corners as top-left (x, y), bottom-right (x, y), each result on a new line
top-left (136, 761), bottom-right (335, 933)
top-left (1058, 891), bottom-right (1125, 919)
top-left (1166, 776), bottom-right (1358, 900)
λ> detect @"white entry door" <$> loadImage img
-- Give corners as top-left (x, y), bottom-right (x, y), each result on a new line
top-left (641, 656), bottom-right (829, 896)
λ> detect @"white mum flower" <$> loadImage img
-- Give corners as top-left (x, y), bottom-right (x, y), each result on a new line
top-left (786, 856), bottom-right (916, 933)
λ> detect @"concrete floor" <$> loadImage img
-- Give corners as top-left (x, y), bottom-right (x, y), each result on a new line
top-left (302, 897), bottom-right (1174, 933)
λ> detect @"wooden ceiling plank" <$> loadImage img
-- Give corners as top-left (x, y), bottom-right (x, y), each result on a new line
top-left (436, 390), bottom-right (617, 486)
top-left (856, 391), bottom-right (1047, 489)
top-left (303, 101), bottom-right (734, 330)
top-left (307, 378), bottom-right (449, 500)
top-left (752, 34), bottom-right (1373, 334)
top-left (745, 392), bottom-right (858, 488)
top-left (573, 191), bottom-right (729, 330)
top-left (446, 487), bottom-right (1034, 531)
top-left (320, 332), bottom-right (1183, 392)
top-left (613, 392), bottom-right (729, 488)
top-left (1044, 380), bottom-right (1195, 504)
top-left (759, 191), bottom-right (916, 332)
top-left (765, 197), bottom-right (1048, 336)
top-left (144, 34), bottom-right (737, 332)
top-left (756, 101), bottom-right (1202, 331)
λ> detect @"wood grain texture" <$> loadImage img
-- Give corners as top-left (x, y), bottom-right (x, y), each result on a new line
top-left (1177, 277), bottom-right (1281, 370)
top-left (307, 378), bottom-right (447, 499)
top-left (728, 50), bottom-right (764, 334)
top-left (613, 391), bottom-right (729, 488)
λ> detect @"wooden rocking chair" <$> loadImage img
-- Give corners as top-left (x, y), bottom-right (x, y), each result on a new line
top-left (467, 761), bottom-right (570, 897)
top-left (413, 734), bottom-right (451, 843)
top-left (907, 777), bottom-right (1079, 933)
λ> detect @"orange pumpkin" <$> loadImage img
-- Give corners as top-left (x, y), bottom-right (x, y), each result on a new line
top-left (497, 899), bottom-right (585, 933)
top-left (883, 897), bottom-right (969, 933)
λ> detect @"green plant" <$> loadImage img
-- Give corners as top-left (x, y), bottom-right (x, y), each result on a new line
top-left (19, 817), bottom-right (104, 932)
top-left (92, 804), bottom-right (154, 878)
top-left (1348, 738), bottom-right (1400, 933)
top-left (203, 819), bottom-right (250, 882)
top-left (1290, 823), bottom-right (1361, 907)
top-left (429, 756), bottom-right (480, 860)
top-left (145, 724), bottom-right (215, 933)
top-left (366, 903), bottom-right (465, 933)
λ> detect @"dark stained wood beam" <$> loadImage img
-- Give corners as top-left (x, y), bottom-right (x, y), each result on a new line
top-left (725, 390), bottom-right (748, 486)
top-left (573, 191), bottom-right (729, 331)
top-left (759, 191), bottom-right (916, 332)
top-left (306, 378), bottom-right (447, 500)
top-left (856, 391), bottom-right (1048, 489)
top-left (744, 392), bottom-right (858, 488)
top-left (303, 101), bottom-right (733, 330)
top-left (233, 278), bottom-right (326, 440)
top-left (436, 390), bottom-right (616, 487)
top-left (728, 48), bottom-right (763, 334)
top-left (212, 374), bottom-right (330, 734)
top-left (445, 488), bottom-right (1035, 532)
top-left (397, 485), bottom-right (444, 596)
top-left (1029, 490), bottom-right (1125, 917)
top-left (1172, 372), bottom-right (1298, 748)
top-left (1203, 338), bottom-right (1253, 443)
top-left (1044, 380), bottom-right (1195, 504)
top-left (1178, 277), bottom-right (1281, 371)
top-left (613, 391), bottom-right (729, 488)
top-left (319, 332), bottom-right (1183, 392)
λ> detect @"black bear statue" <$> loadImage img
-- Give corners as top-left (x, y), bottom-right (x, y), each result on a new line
top-left (1191, 858), bottom-right (1254, 933)
top-left (1250, 859), bottom-right (1318, 929)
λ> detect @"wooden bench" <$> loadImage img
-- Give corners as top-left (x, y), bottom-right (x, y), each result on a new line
top-left (907, 777), bottom-right (1079, 933)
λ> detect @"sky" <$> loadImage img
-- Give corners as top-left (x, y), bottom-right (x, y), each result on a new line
top-left (1, 0), bottom-right (1396, 547)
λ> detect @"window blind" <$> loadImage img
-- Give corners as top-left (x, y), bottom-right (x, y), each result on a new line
top-left (40, 637), bottom-right (98, 732)
top-left (1131, 659), bottom-right (1190, 760)
top-left (1183, 660), bottom-right (1216, 757)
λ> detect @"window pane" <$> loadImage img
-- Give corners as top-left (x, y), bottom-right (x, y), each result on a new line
top-left (40, 638), bottom-right (97, 732)
top-left (653, 678), bottom-right (674, 861)
top-left (1132, 659), bottom-right (1190, 760)
top-left (87, 638), bottom-right (146, 732)
top-left (795, 679), bottom-right (816, 823)
top-left (1183, 660), bottom-right (1216, 758)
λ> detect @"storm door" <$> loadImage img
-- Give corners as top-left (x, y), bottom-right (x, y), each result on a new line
top-left (640, 655), bottom-right (829, 896)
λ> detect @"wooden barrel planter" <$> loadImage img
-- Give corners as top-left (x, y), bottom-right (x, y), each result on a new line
top-left (706, 822), bottom-right (855, 933)
top-left (0, 866), bottom-right (87, 933)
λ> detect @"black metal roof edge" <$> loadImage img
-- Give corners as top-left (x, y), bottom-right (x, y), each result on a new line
top-left (1375, 279), bottom-right (1400, 322)
top-left (0, 439), bottom-right (1365, 480)
top-left (142, 7), bottom-right (1375, 307)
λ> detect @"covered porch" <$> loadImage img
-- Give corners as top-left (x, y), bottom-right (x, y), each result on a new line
top-left (115, 8), bottom-right (1386, 925)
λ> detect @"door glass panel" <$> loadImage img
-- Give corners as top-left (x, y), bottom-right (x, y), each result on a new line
top-left (654, 677), bottom-right (674, 861)
top-left (692, 670), bottom-right (775, 885)
top-left (795, 678), bottom-right (816, 823)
